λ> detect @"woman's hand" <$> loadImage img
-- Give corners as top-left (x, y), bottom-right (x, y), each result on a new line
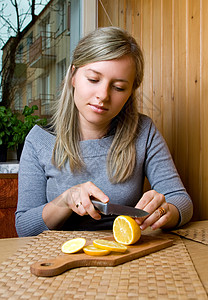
top-left (42, 181), bottom-right (109, 230)
top-left (135, 190), bottom-right (180, 230)
top-left (62, 181), bottom-right (109, 219)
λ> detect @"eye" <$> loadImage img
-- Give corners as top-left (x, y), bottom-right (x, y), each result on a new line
top-left (87, 78), bottom-right (99, 83)
top-left (113, 86), bottom-right (125, 92)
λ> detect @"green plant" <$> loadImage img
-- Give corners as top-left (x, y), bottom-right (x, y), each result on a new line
top-left (8, 105), bottom-right (47, 149)
top-left (0, 106), bottom-right (18, 146)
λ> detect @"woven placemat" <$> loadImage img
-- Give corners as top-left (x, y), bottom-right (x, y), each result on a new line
top-left (171, 221), bottom-right (208, 245)
top-left (0, 230), bottom-right (207, 299)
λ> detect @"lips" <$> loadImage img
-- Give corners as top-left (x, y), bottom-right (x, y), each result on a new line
top-left (89, 104), bottom-right (108, 113)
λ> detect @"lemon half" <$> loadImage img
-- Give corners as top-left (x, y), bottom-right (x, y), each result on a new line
top-left (113, 215), bottom-right (141, 245)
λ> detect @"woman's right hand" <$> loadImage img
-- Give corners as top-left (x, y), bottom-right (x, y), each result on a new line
top-left (42, 181), bottom-right (109, 229)
top-left (62, 181), bottom-right (109, 219)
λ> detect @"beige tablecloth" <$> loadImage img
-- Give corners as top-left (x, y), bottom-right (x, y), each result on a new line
top-left (0, 227), bottom-right (207, 299)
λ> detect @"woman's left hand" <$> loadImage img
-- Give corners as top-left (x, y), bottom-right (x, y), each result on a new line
top-left (135, 190), bottom-right (180, 230)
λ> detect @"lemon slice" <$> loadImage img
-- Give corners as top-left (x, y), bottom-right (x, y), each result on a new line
top-left (113, 215), bottom-right (141, 245)
top-left (83, 244), bottom-right (111, 256)
top-left (93, 239), bottom-right (127, 253)
top-left (61, 238), bottom-right (86, 254)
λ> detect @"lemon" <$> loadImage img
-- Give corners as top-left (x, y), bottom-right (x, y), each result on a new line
top-left (61, 238), bottom-right (86, 254)
top-left (93, 239), bottom-right (127, 253)
top-left (113, 215), bottom-right (141, 245)
top-left (83, 244), bottom-right (111, 256)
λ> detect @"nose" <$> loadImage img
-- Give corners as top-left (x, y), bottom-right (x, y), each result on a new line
top-left (96, 82), bottom-right (110, 102)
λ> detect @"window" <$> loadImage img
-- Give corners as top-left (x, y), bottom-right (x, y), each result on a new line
top-left (38, 74), bottom-right (51, 114)
top-left (14, 89), bottom-right (23, 110)
top-left (57, 59), bottom-right (66, 90)
top-left (67, 1), bottom-right (71, 31)
top-left (56, 0), bottom-right (66, 35)
top-left (26, 83), bottom-right (32, 105)
top-left (39, 14), bottom-right (51, 53)
top-left (16, 44), bottom-right (23, 63)
top-left (27, 32), bottom-right (33, 62)
top-left (38, 73), bottom-right (50, 97)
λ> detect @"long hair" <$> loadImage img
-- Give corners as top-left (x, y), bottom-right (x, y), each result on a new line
top-left (52, 27), bottom-right (144, 183)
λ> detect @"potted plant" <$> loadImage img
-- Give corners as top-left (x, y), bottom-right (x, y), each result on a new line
top-left (0, 106), bottom-right (18, 162)
top-left (8, 105), bottom-right (47, 161)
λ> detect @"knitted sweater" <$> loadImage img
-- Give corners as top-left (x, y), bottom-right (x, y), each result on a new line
top-left (15, 114), bottom-right (193, 236)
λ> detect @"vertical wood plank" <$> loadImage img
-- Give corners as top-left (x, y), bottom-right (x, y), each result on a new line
top-left (134, 0), bottom-right (142, 45)
top-left (111, 0), bottom-right (119, 26)
top-left (161, 0), bottom-right (174, 153)
top-left (142, 0), bottom-right (153, 117)
top-left (118, 0), bottom-right (126, 28)
top-left (173, 0), bottom-right (189, 187)
top-left (152, 0), bottom-right (162, 130)
top-left (134, 0), bottom-right (143, 112)
top-left (98, 0), bottom-right (113, 27)
top-left (200, 0), bottom-right (208, 219)
top-left (187, 0), bottom-right (201, 220)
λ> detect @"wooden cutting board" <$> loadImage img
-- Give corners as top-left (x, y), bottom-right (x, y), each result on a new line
top-left (30, 235), bottom-right (173, 277)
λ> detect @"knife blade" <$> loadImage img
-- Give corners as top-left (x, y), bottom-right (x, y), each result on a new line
top-left (91, 200), bottom-right (149, 218)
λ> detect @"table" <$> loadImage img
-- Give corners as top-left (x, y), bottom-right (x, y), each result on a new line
top-left (0, 236), bottom-right (31, 263)
top-left (171, 220), bottom-right (208, 294)
top-left (0, 221), bottom-right (207, 299)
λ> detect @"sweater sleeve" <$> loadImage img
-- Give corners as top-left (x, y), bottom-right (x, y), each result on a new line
top-left (15, 127), bottom-right (49, 237)
top-left (144, 118), bottom-right (193, 227)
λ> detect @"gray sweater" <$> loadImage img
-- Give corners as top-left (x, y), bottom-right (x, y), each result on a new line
top-left (15, 114), bottom-right (193, 237)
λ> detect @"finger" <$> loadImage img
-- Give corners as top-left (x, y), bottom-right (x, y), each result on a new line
top-left (69, 181), bottom-right (109, 220)
top-left (135, 190), bottom-right (156, 209)
top-left (135, 191), bottom-right (164, 215)
top-left (74, 201), bottom-right (87, 216)
top-left (135, 191), bottom-right (165, 225)
top-left (150, 209), bottom-right (169, 230)
top-left (82, 199), bottom-right (101, 220)
top-left (82, 181), bottom-right (109, 219)
top-left (73, 197), bottom-right (100, 220)
top-left (138, 203), bottom-right (169, 230)
top-left (85, 181), bottom-right (109, 203)
top-left (80, 182), bottom-right (106, 219)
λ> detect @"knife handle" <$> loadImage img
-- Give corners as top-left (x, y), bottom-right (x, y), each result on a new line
top-left (91, 200), bottom-right (107, 214)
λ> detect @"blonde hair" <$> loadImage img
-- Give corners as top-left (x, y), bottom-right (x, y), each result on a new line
top-left (52, 27), bottom-right (144, 183)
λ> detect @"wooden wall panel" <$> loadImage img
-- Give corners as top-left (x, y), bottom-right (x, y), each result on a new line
top-left (152, 0), bottom-right (162, 130)
top-left (200, 0), bottom-right (208, 220)
top-left (142, 0), bottom-right (153, 119)
top-left (173, 0), bottom-right (188, 193)
top-left (187, 0), bottom-right (201, 219)
top-left (98, 0), bottom-right (208, 220)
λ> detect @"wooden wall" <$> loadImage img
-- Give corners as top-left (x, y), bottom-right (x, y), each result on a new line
top-left (98, 0), bottom-right (208, 221)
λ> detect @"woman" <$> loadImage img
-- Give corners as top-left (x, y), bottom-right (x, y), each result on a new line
top-left (15, 27), bottom-right (193, 237)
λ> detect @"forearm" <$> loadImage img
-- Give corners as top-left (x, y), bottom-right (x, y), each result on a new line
top-left (16, 194), bottom-right (73, 236)
top-left (42, 181), bottom-right (109, 229)
top-left (42, 193), bottom-right (73, 230)
top-left (15, 205), bottom-right (48, 237)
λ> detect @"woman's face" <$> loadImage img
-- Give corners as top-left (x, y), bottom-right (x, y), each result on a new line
top-left (72, 55), bottom-right (136, 139)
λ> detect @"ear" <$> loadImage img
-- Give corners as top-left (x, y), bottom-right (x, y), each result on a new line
top-left (71, 65), bottom-right (75, 73)
top-left (71, 65), bottom-right (76, 87)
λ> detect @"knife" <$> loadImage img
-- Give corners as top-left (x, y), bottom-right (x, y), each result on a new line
top-left (91, 200), bottom-right (149, 218)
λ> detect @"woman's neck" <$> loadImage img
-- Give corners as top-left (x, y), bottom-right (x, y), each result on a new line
top-left (81, 129), bottom-right (108, 140)
top-left (78, 114), bottom-right (110, 141)
top-left (80, 124), bottom-right (109, 141)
